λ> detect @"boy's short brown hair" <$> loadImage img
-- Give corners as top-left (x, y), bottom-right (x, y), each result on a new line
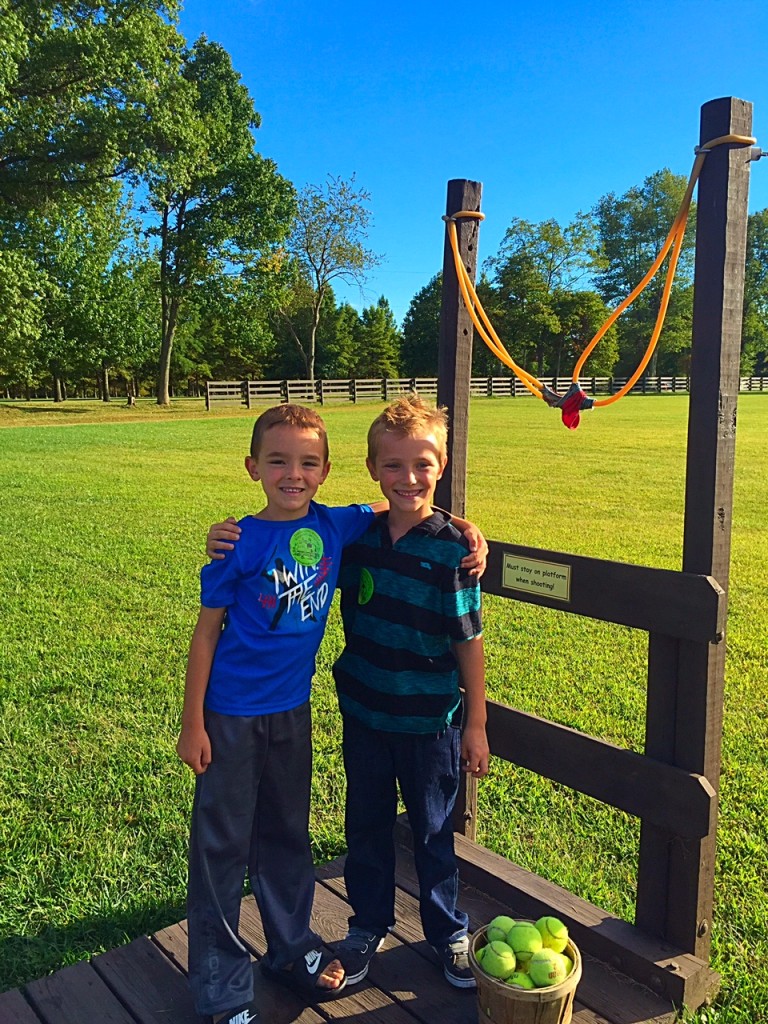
top-left (367, 394), bottom-right (449, 462)
top-left (250, 404), bottom-right (329, 461)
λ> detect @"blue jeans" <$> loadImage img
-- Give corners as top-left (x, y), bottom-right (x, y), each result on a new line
top-left (341, 713), bottom-right (468, 947)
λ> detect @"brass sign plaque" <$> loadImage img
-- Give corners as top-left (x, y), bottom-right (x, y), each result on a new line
top-left (502, 554), bottom-right (571, 602)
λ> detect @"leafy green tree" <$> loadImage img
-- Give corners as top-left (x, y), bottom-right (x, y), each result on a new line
top-left (277, 175), bottom-right (380, 382)
top-left (351, 297), bottom-right (400, 378)
top-left (0, 184), bottom-right (139, 399)
top-left (316, 301), bottom-right (359, 379)
top-left (484, 214), bottom-right (600, 376)
top-left (174, 275), bottom-right (276, 389)
top-left (146, 37), bottom-right (295, 404)
top-left (401, 274), bottom-right (441, 376)
top-left (742, 209), bottom-right (768, 375)
top-left (0, 0), bottom-right (186, 209)
top-left (471, 275), bottom-right (514, 377)
top-left (91, 250), bottom-right (158, 399)
top-left (0, 250), bottom-right (43, 394)
top-left (269, 272), bottom-right (324, 379)
top-left (400, 272), bottom-right (510, 378)
top-left (550, 289), bottom-right (619, 378)
top-left (592, 169), bottom-right (695, 376)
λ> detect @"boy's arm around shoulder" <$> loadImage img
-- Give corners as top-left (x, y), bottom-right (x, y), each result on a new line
top-left (453, 635), bottom-right (489, 777)
top-left (439, 510), bottom-right (488, 577)
top-left (177, 606), bottom-right (226, 775)
top-left (207, 517), bottom-right (241, 560)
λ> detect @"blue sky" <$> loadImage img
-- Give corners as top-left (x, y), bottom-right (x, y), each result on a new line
top-left (178, 0), bottom-right (768, 324)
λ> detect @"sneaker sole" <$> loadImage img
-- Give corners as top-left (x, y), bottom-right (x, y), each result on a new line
top-left (444, 969), bottom-right (477, 989)
top-left (342, 937), bottom-right (386, 985)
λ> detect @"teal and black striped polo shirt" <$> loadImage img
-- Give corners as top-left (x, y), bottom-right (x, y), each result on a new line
top-left (333, 510), bottom-right (482, 734)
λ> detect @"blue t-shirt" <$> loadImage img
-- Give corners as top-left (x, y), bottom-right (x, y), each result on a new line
top-left (200, 501), bottom-right (374, 716)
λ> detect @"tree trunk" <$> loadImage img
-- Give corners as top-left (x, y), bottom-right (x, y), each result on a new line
top-left (102, 362), bottom-right (111, 402)
top-left (308, 287), bottom-right (325, 385)
top-left (308, 324), bottom-right (318, 384)
top-left (53, 373), bottom-right (64, 403)
top-left (158, 299), bottom-right (179, 405)
top-left (285, 319), bottom-right (310, 377)
top-left (157, 202), bottom-right (183, 406)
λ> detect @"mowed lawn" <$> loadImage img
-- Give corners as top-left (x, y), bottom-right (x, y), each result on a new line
top-left (1, 395), bottom-right (766, 1023)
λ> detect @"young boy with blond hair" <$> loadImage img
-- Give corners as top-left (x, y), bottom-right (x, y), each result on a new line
top-left (332, 394), bottom-right (488, 989)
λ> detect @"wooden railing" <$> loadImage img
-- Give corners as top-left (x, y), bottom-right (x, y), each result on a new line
top-left (205, 376), bottom-right (768, 408)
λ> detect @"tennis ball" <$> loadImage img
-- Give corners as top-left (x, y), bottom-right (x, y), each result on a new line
top-left (561, 953), bottom-right (573, 976)
top-left (482, 941), bottom-right (517, 980)
top-left (506, 922), bottom-right (543, 965)
top-left (535, 915), bottom-right (569, 953)
top-left (529, 949), bottom-right (568, 988)
top-left (475, 945), bottom-right (486, 964)
top-left (506, 971), bottom-right (535, 989)
top-left (487, 915), bottom-right (517, 943)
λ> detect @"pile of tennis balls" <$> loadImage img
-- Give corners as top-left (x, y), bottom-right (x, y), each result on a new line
top-left (474, 915), bottom-right (574, 989)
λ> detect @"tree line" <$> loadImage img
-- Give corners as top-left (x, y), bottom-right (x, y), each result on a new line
top-left (1, 1), bottom-right (766, 404)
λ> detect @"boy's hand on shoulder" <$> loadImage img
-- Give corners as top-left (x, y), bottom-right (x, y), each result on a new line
top-left (176, 722), bottom-right (212, 775)
top-left (460, 524), bottom-right (488, 577)
top-left (461, 724), bottom-right (490, 778)
top-left (207, 516), bottom-right (241, 560)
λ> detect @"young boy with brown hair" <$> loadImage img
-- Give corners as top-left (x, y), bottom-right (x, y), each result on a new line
top-left (332, 394), bottom-right (488, 989)
top-left (178, 405), bottom-right (363, 1024)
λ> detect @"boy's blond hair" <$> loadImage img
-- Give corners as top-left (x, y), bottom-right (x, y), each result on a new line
top-left (250, 404), bottom-right (329, 461)
top-left (367, 394), bottom-right (449, 462)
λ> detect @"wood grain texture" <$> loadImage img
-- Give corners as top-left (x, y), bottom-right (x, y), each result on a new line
top-left (24, 961), bottom-right (137, 1024)
top-left (483, 541), bottom-right (725, 643)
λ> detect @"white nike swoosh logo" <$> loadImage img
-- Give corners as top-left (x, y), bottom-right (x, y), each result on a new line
top-left (305, 951), bottom-right (321, 975)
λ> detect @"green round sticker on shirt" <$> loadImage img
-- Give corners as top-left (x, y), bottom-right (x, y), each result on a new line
top-left (290, 528), bottom-right (324, 566)
top-left (359, 567), bottom-right (374, 605)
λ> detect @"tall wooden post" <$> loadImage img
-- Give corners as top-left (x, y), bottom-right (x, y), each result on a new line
top-left (435, 179), bottom-right (482, 518)
top-left (637, 98), bottom-right (752, 957)
top-left (435, 179), bottom-right (483, 839)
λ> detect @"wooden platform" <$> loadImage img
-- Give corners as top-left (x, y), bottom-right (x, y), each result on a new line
top-left (0, 832), bottom-right (688, 1024)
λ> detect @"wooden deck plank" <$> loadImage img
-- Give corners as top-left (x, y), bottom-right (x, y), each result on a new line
top-left (311, 878), bottom-right (478, 1024)
top-left (319, 853), bottom-right (612, 1024)
top-left (236, 966), bottom-right (325, 1024)
top-left (92, 935), bottom-right (198, 1024)
top-left (24, 960), bottom-right (137, 1024)
top-left (1, 841), bottom-right (700, 1024)
top-left (152, 920), bottom-right (190, 974)
top-left (0, 988), bottom-right (42, 1024)
top-left (236, 886), bottom-right (421, 1024)
top-left (151, 915), bottom-right (325, 1024)
top-left (391, 843), bottom-right (676, 1024)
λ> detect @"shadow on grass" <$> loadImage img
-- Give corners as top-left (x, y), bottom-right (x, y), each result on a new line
top-left (1, 404), bottom-right (92, 416)
top-left (0, 899), bottom-right (186, 995)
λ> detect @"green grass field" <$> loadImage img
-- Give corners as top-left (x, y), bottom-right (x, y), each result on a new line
top-left (1, 395), bottom-right (766, 1023)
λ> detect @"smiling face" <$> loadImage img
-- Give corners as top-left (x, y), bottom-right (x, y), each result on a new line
top-left (366, 429), bottom-right (447, 523)
top-left (245, 424), bottom-right (330, 520)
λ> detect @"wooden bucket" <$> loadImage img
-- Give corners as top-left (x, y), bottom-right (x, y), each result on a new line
top-left (469, 924), bottom-right (582, 1024)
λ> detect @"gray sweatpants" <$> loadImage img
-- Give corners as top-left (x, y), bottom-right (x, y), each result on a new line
top-left (186, 702), bottom-right (321, 1016)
